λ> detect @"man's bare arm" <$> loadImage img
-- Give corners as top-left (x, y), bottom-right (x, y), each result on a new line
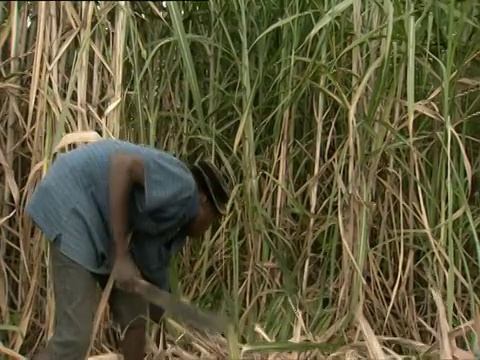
top-left (109, 153), bottom-right (145, 258)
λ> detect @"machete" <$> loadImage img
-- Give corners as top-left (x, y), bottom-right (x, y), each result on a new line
top-left (133, 279), bottom-right (230, 334)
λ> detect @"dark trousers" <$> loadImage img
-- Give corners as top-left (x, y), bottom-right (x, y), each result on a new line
top-left (43, 243), bottom-right (159, 359)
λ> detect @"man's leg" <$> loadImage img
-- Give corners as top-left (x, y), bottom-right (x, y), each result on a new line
top-left (107, 286), bottom-right (147, 360)
top-left (33, 242), bottom-right (99, 360)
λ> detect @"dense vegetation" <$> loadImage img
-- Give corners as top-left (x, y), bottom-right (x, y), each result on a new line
top-left (1, 0), bottom-right (480, 358)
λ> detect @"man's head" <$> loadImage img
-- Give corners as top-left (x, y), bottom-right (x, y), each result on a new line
top-left (187, 160), bottom-right (230, 238)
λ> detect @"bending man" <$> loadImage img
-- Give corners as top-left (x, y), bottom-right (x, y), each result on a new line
top-left (26, 139), bottom-right (230, 360)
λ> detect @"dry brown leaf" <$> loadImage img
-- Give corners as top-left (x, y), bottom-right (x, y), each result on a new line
top-left (87, 271), bottom-right (115, 356)
top-left (0, 147), bottom-right (20, 206)
top-left (357, 312), bottom-right (386, 359)
top-left (53, 131), bottom-right (105, 153)
top-left (0, 341), bottom-right (27, 360)
top-left (0, 209), bottom-right (15, 227)
top-left (431, 288), bottom-right (453, 359)
top-left (88, 354), bottom-right (123, 360)
top-left (452, 347), bottom-right (475, 360)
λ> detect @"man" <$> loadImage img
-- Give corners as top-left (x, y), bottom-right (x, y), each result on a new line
top-left (25, 139), bottom-right (230, 360)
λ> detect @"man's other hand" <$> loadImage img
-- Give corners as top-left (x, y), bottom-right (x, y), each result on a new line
top-left (113, 252), bottom-right (141, 293)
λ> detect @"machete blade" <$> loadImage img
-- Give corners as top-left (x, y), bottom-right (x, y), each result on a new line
top-left (134, 279), bottom-right (230, 334)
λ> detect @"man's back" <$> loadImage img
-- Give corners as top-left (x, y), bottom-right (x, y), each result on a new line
top-left (25, 139), bottom-right (198, 274)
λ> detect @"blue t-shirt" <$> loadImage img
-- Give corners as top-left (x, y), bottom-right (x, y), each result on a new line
top-left (25, 139), bottom-right (199, 290)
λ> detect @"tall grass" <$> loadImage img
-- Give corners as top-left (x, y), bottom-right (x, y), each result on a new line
top-left (1, 0), bottom-right (480, 358)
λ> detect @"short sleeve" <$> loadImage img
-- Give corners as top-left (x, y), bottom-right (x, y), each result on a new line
top-left (134, 149), bottom-right (196, 215)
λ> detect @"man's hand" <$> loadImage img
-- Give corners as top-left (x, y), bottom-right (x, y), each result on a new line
top-left (112, 252), bottom-right (141, 293)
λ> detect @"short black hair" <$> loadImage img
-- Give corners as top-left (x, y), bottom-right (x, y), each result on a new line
top-left (189, 161), bottom-right (230, 214)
